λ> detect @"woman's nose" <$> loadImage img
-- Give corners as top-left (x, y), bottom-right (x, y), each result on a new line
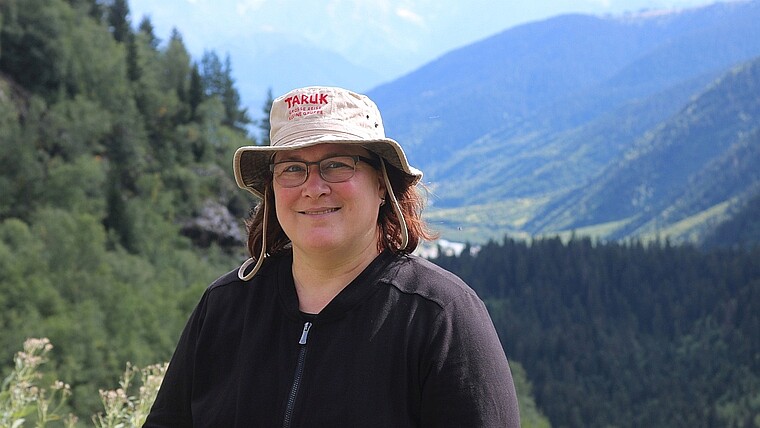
top-left (301, 165), bottom-right (330, 197)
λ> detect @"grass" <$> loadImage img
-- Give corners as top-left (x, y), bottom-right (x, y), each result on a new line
top-left (636, 198), bottom-right (737, 244)
top-left (424, 197), bottom-right (550, 243)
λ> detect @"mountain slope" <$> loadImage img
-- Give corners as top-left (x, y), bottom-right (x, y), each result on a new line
top-left (370, 14), bottom-right (660, 169)
top-left (371, 1), bottom-right (760, 169)
top-left (530, 56), bottom-right (760, 239)
top-left (367, 0), bottom-right (760, 243)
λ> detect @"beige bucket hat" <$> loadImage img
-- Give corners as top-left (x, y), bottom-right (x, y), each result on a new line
top-left (233, 86), bottom-right (422, 281)
top-left (234, 86), bottom-right (422, 199)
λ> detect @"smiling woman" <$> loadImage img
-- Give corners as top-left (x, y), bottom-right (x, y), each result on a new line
top-left (269, 145), bottom-right (386, 274)
top-left (144, 86), bottom-right (520, 427)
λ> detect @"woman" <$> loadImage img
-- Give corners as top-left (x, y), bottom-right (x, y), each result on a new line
top-left (144, 86), bottom-right (520, 427)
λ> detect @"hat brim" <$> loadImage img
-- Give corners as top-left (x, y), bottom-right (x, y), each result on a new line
top-left (234, 138), bottom-right (422, 199)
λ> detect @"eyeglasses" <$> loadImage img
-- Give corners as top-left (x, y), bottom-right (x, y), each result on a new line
top-left (269, 155), bottom-right (377, 188)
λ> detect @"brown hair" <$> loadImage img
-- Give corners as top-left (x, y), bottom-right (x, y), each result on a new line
top-left (244, 160), bottom-right (437, 260)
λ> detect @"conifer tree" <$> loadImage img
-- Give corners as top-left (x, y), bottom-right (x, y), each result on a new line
top-left (104, 172), bottom-right (137, 252)
top-left (188, 63), bottom-right (204, 121)
top-left (127, 33), bottom-right (141, 81)
top-left (220, 54), bottom-right (251, 131)
top-left (164, 29), bottom-right (191, 94)
top-left (200, 51), bottom-right (250, 132)
top-left (107, 0), bottom-right (130, 43)
top-left (0, 0), bottom-right (66, 98)
top-left (63, 0), bottom-right (102, 18)
top-left (259, 88), bottom-right (274, 146)
top-left (138, 16), bottom-right (160, 50)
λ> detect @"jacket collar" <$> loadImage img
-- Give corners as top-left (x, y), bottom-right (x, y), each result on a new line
top-left (276, 250), bottom-right (399, 322)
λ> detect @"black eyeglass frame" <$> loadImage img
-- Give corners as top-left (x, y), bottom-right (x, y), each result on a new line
top-left (269, 154), bottom-right (380, 188)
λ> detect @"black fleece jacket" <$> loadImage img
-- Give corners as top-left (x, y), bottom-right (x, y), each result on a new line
top-left (144, 251), bottom-right (520, 427)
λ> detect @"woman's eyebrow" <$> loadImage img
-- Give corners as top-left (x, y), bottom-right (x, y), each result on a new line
top-left (276, 152), bottom-right (356, 162)
top-left (273, 153), bottom-right (307, 162)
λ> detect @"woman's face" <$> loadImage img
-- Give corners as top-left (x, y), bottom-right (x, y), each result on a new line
top-left (272, 144), bottom-right (385, 258)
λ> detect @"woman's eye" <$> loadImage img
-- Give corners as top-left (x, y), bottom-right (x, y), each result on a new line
top-left (281, 163), bottom-right (306, 174)
top-left (324, 160), bottom-right (352, 170)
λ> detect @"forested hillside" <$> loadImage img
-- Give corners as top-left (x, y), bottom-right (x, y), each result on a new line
top-left (531, 55), bottom-right (760, 241)
top-left (0, 0), bottom-right (255, 416)
top-left (434, 238), bottom-right (760, 427)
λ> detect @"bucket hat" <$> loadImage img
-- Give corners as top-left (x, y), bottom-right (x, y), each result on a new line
top-left (233, 86), bottom-right (422, 281)
top-left (234, 86), bottom-right (421, 199)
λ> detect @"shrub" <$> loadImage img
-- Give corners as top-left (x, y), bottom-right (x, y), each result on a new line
top-left (0, 339), bottom-right (166, 428)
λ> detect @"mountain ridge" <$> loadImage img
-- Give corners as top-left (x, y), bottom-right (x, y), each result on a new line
top-left (529, 57), bottom-right (760, 238)
top-left (368, 0), bottom-right (760, 244)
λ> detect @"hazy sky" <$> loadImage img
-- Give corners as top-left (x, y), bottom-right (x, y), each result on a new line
top-left (126, 0), bottom-right (732, 112)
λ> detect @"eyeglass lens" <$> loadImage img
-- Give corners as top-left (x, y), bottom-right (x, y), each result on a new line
top-left (271, 156), bottom-right (358, 188)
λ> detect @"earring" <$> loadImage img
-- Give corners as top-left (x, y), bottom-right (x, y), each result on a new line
top-left (380, 198), bottom-right (386, 207)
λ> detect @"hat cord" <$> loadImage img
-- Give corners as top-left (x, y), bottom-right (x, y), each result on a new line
top-left (380, 160), bottom-right (409, 251)
top-left (238, 188), bottom-right (270, 281)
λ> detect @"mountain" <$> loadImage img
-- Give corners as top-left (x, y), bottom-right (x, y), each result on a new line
top-left (367, 0), bottom-right (760, 244)
top-left (530, 57), bottom-right (760, 239)
top-left (227, 33), bottom-right (386, 122)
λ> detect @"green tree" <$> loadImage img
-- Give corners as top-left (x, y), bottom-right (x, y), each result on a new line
top-left (220, 54), bottom-right (250, 130)
top-left (106, 0), bottom-right (130, 43)
top-left (138, 16), bottom-right (160, 50)
top-left (510, 361), bottom-right (552, 428)
top-left (259, 87), bottom-right (274, 146)
top-left (0, 0), bottom-right (265, 419)
top-left (161, 28), bottom-right (191, 125)
top-left (200, 50), bottom-right (224, 98)
top-left (0, 96), bottom-right (47, 221)
top-left (64, 0), bottom-right (103, 20)
top-left (188, 63), bottom-right (204, 121)
top-left (162, 29), bottom-right (190, 94)
top-left (126, 32), bottom-right (142, 81)
top-left (0, 0), bottom-right (70, 98)
top-left (200, 50), bottom-right (250, 131)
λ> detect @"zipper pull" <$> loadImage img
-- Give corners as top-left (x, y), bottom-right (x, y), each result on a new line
top-left (298, 322), bottom-right (312, 345)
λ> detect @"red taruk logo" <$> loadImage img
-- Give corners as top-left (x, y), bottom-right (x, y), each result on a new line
top-left (285, 93), bottom-right (329, 120)
top-left (284, 93), bottom-right (329, 108)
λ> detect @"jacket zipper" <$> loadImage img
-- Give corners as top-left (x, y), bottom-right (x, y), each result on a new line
top-left (282, 321), bottom-right (312, 428)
